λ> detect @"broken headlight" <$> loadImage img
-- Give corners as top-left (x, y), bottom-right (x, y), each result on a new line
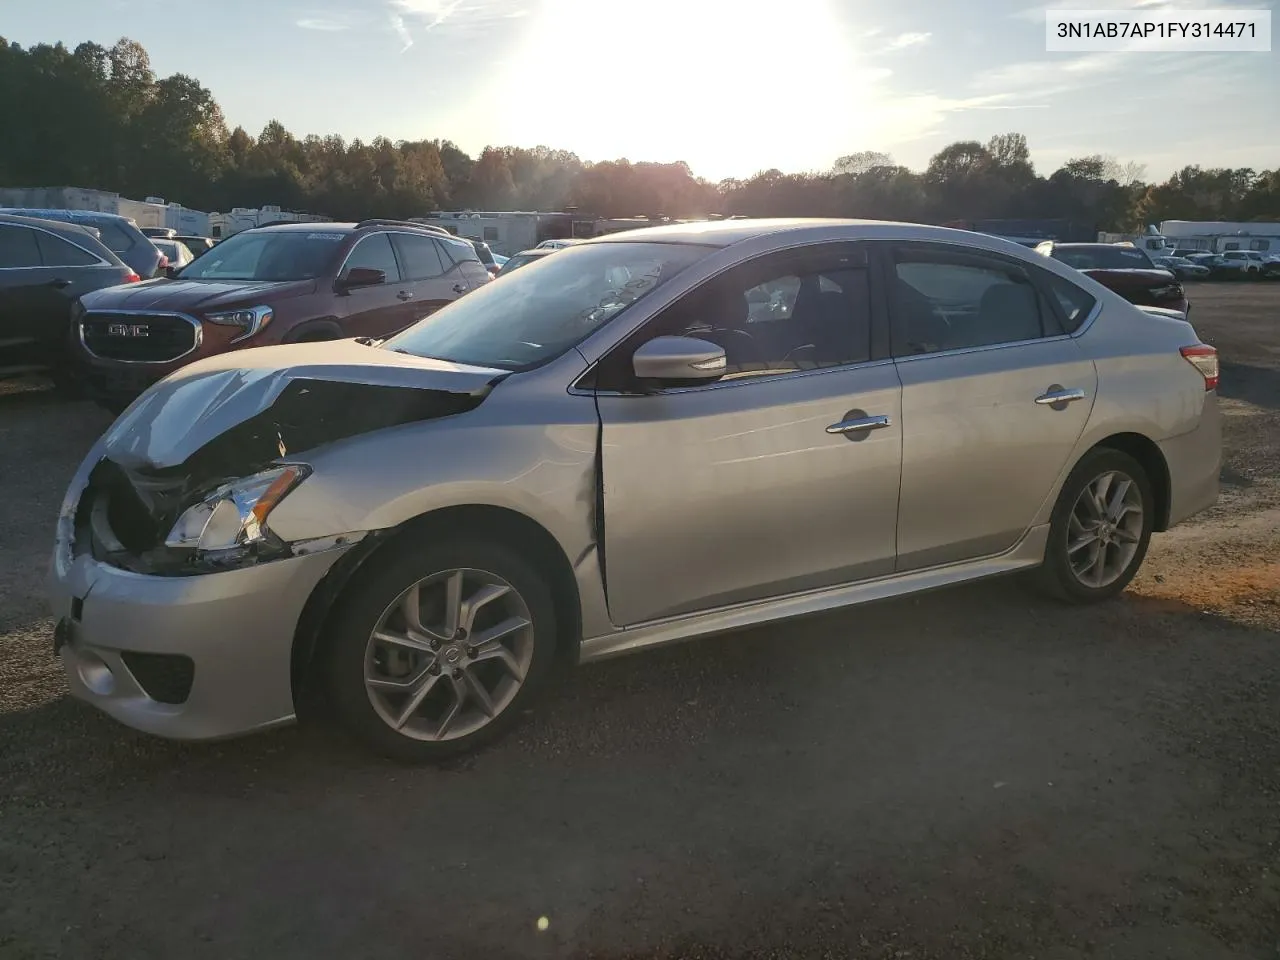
top-left (165, 464), bottom-right (310, 556)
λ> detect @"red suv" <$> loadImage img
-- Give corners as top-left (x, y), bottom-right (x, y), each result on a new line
top-left (72, 220), bottom-right (491, 410)
top-left (1035, 241), bottom-right (1189, 316)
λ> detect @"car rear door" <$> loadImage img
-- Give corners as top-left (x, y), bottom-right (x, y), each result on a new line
top-left (882, 242), bottom-right (1098, 571)
top-left (389, 232), bottom-right (465, 331)
top-left (594, 242), bottom-right (902, 627)
top-left (334, 232), bottom-right (410, 338)
top-left (0, 223), bottom-right (51, 370)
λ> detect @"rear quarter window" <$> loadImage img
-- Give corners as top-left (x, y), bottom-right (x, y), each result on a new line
top-left (1040, 270), bottom-right (1097, 333)
top-left (95, 221), bottom-right (136, 253)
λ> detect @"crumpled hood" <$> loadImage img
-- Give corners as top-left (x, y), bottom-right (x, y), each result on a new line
top-left (81, 278), bottom-right (313, 311)
top-left (103, 339), bottom-right (508, 471)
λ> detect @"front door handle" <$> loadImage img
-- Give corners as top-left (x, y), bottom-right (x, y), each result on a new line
top-left (396, 290), bottom-right (413, 301)
top-left (826, 414), bottom-right (892, 435)
top-left (1035, 387), bottom-right (1086, 406)
top-left (452, 282), bottom-right (467, 294)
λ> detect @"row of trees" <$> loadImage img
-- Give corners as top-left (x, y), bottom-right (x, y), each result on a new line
top-left (2, 36), bottom-right (1278, 229)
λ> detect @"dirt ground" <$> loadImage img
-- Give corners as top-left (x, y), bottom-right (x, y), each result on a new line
top-left (1, 283), bottom-right (1277, 960)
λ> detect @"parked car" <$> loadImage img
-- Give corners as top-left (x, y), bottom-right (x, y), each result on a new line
top-left (174, 235), bottom-right (216, 258)
top-left (1035, 241), bottom-right (1189, 315)
top-left (0, 214), bottom-right (139, 383)
top-left (535, 238), bottom-right (584, 250)
top-left (142, 227), bottom-right (177, 240)
top-left (152, 238), bottom-right (194, 272)
top-left (496, 248), bottom-right (556, 275)
top-left (51, 218), bottom-right (1221, 761)
top-left (1154, 255), bottom-right (1211, 280)
top-left (0, 208), bottom-right (164, 279)
top-left (1185, 253), bottom-right (1248, 280)
top-left (1219, 250), bottom-right (1277, 277)
top-left (70, 219), bottom-right (491, 411)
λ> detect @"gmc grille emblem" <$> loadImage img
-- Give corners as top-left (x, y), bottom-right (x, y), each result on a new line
top-left (107, 323), bottom-right (150, 338)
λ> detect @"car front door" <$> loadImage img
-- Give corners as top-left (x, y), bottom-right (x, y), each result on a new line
top-left (883, 242), bottom-right (1098, 571)
top-left (389, 232), bottom-right (465, 331)
top-left (334, 232), bottom-right (411, 338)
top-left (594, 243), bottom-right (903, 627)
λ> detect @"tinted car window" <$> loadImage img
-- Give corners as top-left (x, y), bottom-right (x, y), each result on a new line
top-left (34, 230), bottom-right (100, 267)
top-left (96, 221), bottom-right (135, 254)
top-left (500, 253), bottom-right (543, 274)
top-left (0, 225), bottom-right (42, 267)
top-left (1050, 246), bottom-right (1155, 270)
top-left (892, 252), bottom-right (1045, 354)
top-left (1040, 271), bottom-right (1097, 333)
top-left (184, 229), bottom-right (346, 281)
top-left (645, 251), bottom-right (872, 379)
top-left (439, 235), bottom-right (480, 265)
top-left (343, 232), bottom-right (401, 282)
top-left (393, 233), bottom-right (447, 280)
top-left (387, 241), bottom-right (705, 370)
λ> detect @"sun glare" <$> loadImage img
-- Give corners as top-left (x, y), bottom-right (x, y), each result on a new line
top-left (491, 0), bottom-right (881, 179)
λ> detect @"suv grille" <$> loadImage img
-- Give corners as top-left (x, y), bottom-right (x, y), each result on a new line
top-left (81, 312), bottom-right (199, 363)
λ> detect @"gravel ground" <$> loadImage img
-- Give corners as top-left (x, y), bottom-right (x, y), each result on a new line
top-left (1, 283), bottom-right (1277, 960)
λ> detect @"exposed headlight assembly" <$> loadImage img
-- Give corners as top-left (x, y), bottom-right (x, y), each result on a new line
top-left (165, 464), bottom-right (310, 559)
top-left (204, 304), bottom-right (273, 343)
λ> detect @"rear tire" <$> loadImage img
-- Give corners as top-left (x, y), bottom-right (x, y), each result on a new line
top-left (1032, 448), bottom-right (1154, 604)
top-left (322, 537), bottom-right (559, 762)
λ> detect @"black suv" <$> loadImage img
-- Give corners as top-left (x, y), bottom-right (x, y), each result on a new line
top-left (0, 214), bottom-right (139, 382)
top-left (0, 208), bottom-right (164, 279)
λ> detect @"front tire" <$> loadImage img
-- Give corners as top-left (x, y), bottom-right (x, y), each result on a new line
top-left (1033, 448), bottom-right (1154, 604)
top-left (322, 537), bottom-right (559, 762)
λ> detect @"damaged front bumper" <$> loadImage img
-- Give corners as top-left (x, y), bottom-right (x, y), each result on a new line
top-left (49, 452), bottom-right (360, 741)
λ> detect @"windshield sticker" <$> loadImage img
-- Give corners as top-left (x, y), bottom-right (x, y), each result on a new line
top-left (306, 233), bottom-right (345, 241)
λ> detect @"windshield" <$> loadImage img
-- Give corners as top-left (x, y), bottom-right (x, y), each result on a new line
top-left (1052, 246), bottom-right (1156, 270)
top-left (500, 253), bottom-right (543, 274)
top-left (179, 229), bottom-right (346, 281)
top-left (386, 241), bottom-right (708, 370)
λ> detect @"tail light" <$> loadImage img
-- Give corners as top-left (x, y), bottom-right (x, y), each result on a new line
top-left (123, 271), bottom-right (141, 283)
top-left (1180, 344), bottom-right (1219, 391)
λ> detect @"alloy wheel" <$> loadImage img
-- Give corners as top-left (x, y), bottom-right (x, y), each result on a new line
top-left (1066, 470), bottom-right (1144, 589)
top-left (364, 568), bottom-right (534, 741)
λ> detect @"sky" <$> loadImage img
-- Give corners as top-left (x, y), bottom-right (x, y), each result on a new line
top-left (5, 0), bottom-right (1278, 182)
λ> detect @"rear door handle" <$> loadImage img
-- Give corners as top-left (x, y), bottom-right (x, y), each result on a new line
top-left (1034, 387), bottom-right (1086, 406)
top-left (826, 414), bottom-right (892, 434)
top-left (396, 290), bottom-right (413, 301)
top-left (452, 283), bottom-right (467, 294)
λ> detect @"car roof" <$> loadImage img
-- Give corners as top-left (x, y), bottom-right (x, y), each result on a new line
top-left (0, 211), bottom-right (108, 240)
top-left (582, 217), bottom-right (1078, 258)
top-left (0, 207), bottom-right (135, 225)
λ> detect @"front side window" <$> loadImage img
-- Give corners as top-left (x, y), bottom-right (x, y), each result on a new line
top-left (342, 233), bottom-right (401, 283)
top-left (34, 230), bottom-right (99, 267)
top-left (392, 233), bottom-right (447, 280)
top-left (182, 229), bottom-right (347, 281)
top-left (0, 225), bottom-right (41, 268)
top-left (627, 247), bottom-right (873, 383)
top-left (386, 241), bottom-right (707, 370)
top-left (892, 250), bottom-right (1047, 355)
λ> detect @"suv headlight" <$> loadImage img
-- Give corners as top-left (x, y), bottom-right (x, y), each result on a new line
top-left (204, 305), bottom-right (273, 343)
top-left (165, 465), bottom-right (310, 556)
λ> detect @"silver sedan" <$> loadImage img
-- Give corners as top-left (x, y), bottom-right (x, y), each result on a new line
top-left (50, 219), bottom-right (1221, 760)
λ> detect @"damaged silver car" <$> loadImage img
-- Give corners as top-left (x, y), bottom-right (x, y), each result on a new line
top-left (50, 219), bottom-right (1222, 761)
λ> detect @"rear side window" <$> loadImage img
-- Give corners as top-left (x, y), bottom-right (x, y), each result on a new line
top-left (392, 233), bottom-right (447, 280)
top-left (95, 221), bottom-right (135, 253)
top-left (0, 225), bottom-right (42, 267)
top-left (439, 236), bottom-right (480, 264)
top-left (892, 249), bottom-right (1046, 355)
top-left (35, 231), bottom-right (100, 267)
top-left (1040, 271), bottom-right (1097, 333)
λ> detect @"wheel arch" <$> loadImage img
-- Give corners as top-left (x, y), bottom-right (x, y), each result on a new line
top-left (282, 318), bottom-right (344, 343)
top-left (1089, 432), bottom-right (1172, 531)
top-left (290, 504), bottom-right (583, 707)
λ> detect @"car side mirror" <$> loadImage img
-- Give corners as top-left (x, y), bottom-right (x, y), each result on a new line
top-left (336, 267), bottom-right (386, 292)
top-left (632, 336), bottom-right (727, 384)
